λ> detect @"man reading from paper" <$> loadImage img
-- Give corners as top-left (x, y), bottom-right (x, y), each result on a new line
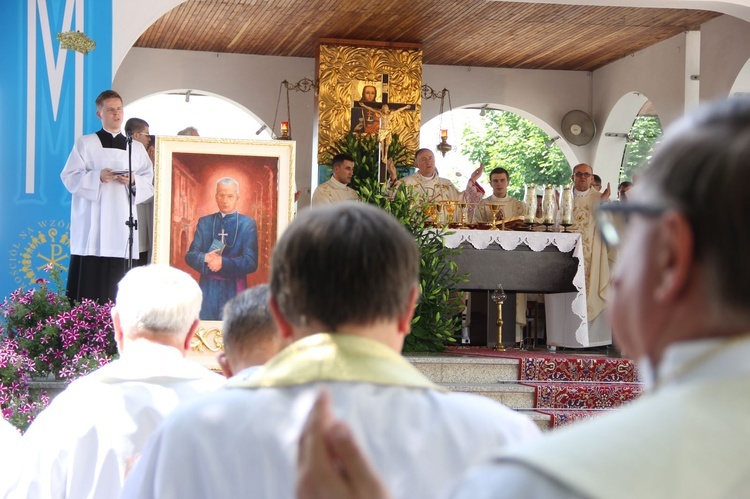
top-left (185, 177), bottom-right (258, 320)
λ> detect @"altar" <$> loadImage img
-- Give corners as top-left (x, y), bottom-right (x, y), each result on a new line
top-left (443, 230), bottom-right (590, 348)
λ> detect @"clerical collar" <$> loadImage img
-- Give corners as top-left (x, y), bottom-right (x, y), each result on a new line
top-left (416, 171), bottom-right (437, 181)
top-left (573, 187), bottom-right (591, 197)
top-left (219, 210), bottom-right (237, 218)
top-left (491, 194), bottom-right (510, 201)
top-left (96, 129), bottom-right (127, 150)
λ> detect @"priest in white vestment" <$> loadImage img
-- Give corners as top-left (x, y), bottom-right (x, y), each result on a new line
top-left (293, 99), bottom-right (750, 499)
top-left (312, 153), bottom-right (359, 205)
top-left (472, 167), bottom-right (526, 223)
top-left (121, 203), bottom-right (540, 499)
top-left (389, 148), bottom-right (483, 206)
top-left (7, 265), bottom-right (225, 499)
top-left (61, 90), bottom-right (154, 304)
top-left (546, 162), bottom-right (612, 347)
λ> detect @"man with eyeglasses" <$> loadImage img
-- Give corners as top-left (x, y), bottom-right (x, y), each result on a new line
top-left (547, 163), bottom-right (612, 348)
top-left (295, 97), bottom-right (750, 499)
top-left (125, 117), bottom-right (155, 264)
top-left (61, 90), bottom-right (154, 304)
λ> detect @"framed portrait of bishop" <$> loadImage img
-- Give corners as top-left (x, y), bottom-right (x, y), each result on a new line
top-left (153, 136), bottom-right (295, 364)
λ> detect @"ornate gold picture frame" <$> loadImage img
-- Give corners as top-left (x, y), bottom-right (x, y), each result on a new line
top-left (153, 136), bottom-right (295, 366)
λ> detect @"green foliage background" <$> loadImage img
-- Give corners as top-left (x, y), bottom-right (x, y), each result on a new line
top-left (620, 115), bottom-right (662, 182)
top-left (461, 110), bottom-right (571, 198)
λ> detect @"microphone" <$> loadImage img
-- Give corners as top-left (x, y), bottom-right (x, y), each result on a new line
top-left (255, 124), bottom-right (268, 135)
top-left (125, 131), bottom-right (133, 144)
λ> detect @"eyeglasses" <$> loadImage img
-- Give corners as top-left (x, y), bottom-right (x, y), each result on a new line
top-left (573, 172), bottom-right (592, 178)
top-left (596, 202), bottom-right (670, 248)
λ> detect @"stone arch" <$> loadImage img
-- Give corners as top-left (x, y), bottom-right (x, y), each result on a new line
top-left (123, 88), bottom-right (270, 137)
top-left (729, 57), bottom-right (750, 97)
top-left (593, 91), bottom-right (650, 190)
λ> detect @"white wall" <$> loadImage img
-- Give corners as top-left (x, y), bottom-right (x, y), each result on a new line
top-left (115, 48), bottom-right (596, 203)
top-left (700, 14), bottom-right (750, 99)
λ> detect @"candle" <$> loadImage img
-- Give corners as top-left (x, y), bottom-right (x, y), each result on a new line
top-left (561, 184), bottom-right (573, 225)
top-left (440, 129), bottom-right (448, 141)
top-left (524, 184), bottom-right (536, 223)
top-left (543, 184), bottom-right (555, 224)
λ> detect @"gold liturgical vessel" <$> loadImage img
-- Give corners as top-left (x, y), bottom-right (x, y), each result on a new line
top-left (491, 284), bottom-right (507, 351)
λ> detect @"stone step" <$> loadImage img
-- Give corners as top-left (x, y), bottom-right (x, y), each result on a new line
top-left (439, 382), bottom-right (535, 409)
top-left (407, 354), bottom-right (519, 384)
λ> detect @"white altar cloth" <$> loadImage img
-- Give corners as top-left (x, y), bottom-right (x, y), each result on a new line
top-left (443, 230), bottom-right (590, 347)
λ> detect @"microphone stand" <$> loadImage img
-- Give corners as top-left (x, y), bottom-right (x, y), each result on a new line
top-left (125, 133), bottom-right (137, 270)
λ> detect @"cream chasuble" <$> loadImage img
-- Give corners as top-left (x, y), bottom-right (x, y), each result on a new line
top-left (397, 172), bottom-right (481, 204)
top-left (571, 188), bottom-right (610, 322)
top-left (122, 333), bottom-right (541, 499)
top-left (311, 176), bottom-right (359, 206)
top-left (473, 195), bottom-right (526, 223)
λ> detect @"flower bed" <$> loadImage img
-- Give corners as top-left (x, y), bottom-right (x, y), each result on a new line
top-left (0, 265), bottom-right (117, 431)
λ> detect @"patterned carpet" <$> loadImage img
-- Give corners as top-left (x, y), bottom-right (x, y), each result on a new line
top-left (444, 345), bottom-right (642, 428)
top-left (521, 381), bottom-right (643, 409)
top-left (535, 409), bottom-right (606, 428)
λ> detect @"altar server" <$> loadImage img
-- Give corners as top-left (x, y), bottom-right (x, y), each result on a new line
top-left (121, 203), bottom-right (540, 499)
top-left (8, 265), bottom-right (225, 499)
top-left (62, 90), bottom-right (154, 304)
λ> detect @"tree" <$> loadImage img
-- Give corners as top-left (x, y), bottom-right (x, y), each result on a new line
top-left (461, 110), bottom-right (571, 199)
top-left (620, 115), bottom-right (662, 182)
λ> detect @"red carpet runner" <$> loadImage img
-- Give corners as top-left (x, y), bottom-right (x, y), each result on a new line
top-left (444, 346), bottom-right (643, 428)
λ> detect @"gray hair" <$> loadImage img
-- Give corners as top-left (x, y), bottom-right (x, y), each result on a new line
top-left (216, 177), bottom-right (240, 195)
top-left (639, 97), bottom-right (750, 311)
top-left (270, 203), bottom-right (419, 331)
top-left (221, 284), bottom-right (275, 361)
top-left (115, 265), bottom-right (202, 336)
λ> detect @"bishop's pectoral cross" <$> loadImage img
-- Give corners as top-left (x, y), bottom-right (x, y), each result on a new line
top-left (352, 74), bottom-right (416, 182)
top-left (218, 229), bottom-right (228, 245)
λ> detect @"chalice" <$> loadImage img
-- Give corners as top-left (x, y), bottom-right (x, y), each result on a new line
top-left (444, 201), bottom-right (457, 226)
top-left (434, 201), bottom-right (445, 228)
top-left (457, 202), bottom-right (469, 228)
top-left (488, 203), bottom-right (502, 231)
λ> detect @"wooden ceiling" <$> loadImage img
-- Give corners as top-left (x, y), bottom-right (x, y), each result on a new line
top-left (134, 0), bottom-right (721, 71)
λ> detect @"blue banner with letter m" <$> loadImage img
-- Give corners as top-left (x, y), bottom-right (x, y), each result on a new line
top-left (0, 0), bottom-right (112, 300)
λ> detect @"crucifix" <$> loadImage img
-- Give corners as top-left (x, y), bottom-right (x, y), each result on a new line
top-left (217, 228), bottom-right (228, 245)
top-left (352, 74), bottom-right (416, 182)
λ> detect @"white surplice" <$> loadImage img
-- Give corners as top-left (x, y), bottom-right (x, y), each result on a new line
top-left (61, 133), bottom-right (154, 257)
top-left (0, 418), bottom-right (22, 496)
top-left (451, 335), bottom-right (750, 499)
top-left (7, 342), bottom-right (225, 499)
top-left (121, 333), bottom-right (541, 499)
top-left (311, 176), bottom-right (359, 205)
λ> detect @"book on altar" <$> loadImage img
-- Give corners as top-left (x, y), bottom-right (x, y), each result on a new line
top-left (209, 239), bottom-right (225, 255)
